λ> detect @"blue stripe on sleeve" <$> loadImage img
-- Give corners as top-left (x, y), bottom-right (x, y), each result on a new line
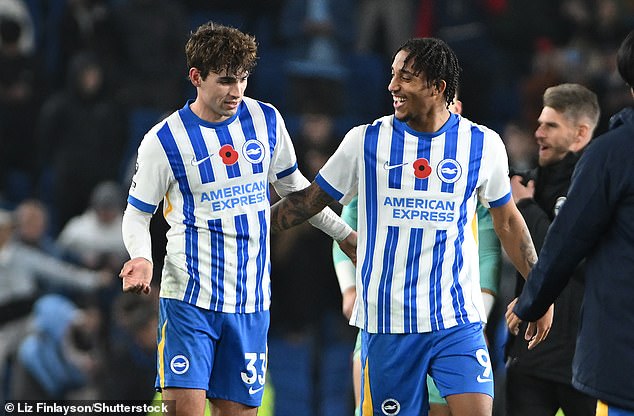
top-left (276, 162), bottom-right (298, 180)
top-left (489, 192), bottom-right (511, 207)
top-left (315, 173), bottom-right (344, 201)
top-left (127, 195), bottom-right (156, 213)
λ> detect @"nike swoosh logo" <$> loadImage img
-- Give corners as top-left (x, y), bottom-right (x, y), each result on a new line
top-left (191, 155), bottom-right (212, 166)
top-left (383, 161), bottom-right (409, 170)
top-left (248, 386), bottom-right (264, 395)
top-left (477, 375), bottom-right (493, 383)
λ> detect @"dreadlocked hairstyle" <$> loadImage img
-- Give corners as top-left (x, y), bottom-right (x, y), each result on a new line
top-left (186, 22), bottom-right (258, 80)
top-left (394, 38), bottom-right (461, 109)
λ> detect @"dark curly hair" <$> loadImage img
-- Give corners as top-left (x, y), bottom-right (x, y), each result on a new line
top-left (394, 38), bottom-right (461, 109)
top-left (186, 22), bottom-right (258, 80)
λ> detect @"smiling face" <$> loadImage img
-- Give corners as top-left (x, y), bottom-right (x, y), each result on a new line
top-left (534, 106), bottom-right (578, 167)
top-left (388, 50), bottom-right (447, 132)
top-left (190, 67), bottom-right (248, 123)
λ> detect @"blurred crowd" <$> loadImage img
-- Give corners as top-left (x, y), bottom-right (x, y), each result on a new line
top-left (0, 0), bottom-right (632, 414)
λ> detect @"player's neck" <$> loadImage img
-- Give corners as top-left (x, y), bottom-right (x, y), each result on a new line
top-left (406, 108), bottom-right (451, 133)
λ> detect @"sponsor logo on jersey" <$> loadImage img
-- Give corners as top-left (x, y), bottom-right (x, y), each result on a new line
top-left (383, 161), bottom-right (409, 170)
top-left (200, 180), bottom-right (268, 211)
top-left (381, 398), bottom-right (401, 415)
top-left (436, 159), bottom-right (462, 183)
top-left (242, 139), bottom-right (265, 164)
top-left (384, 197), bottom-right (456, 222)
top-left (248, 386), bottom-right (264, 395)
top-left (191, 154), bottom-right (212, 166)
top-left (170, 355), bottom-right (190, 375)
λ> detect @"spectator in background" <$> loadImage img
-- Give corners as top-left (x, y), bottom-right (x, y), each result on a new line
top-left (57, 181), bottom-right (127, 273)
top-left (503, 122), bottom-right (539, 172)
top-left (13, 198), bottom-right (62, 258)
top-left (57, 180), bottom-right (127, 335)
top-left (36, 52), bottom-right (126, 233)
top-left (111, 0), bottom-right (187, 112)
top-left (356, 0), bottom-right (415, 60)
top-left (0, 208), bottom-right (106, 329)
top-left (506, 83), bottom-right (600, 416)
top-left (268, 111), bottom-right (355, 416)
top-left (416, 0), bottom-right (515, 127)
top-left (57, 0), bottom-right (119, 84)
top-left (507, 30), bottom-right (634, 416)
top-left (0, 16), bottom-right (41, 203)
top-left (99, 292), bottom-right (158, 403)
top-left (8, 294), bottom-right (103, 400)
top-left (0, 0), bottom-right (35, 56)
top-left (0, 206), bottom-right (106, 400)
top-left (280, 0), bottom-right (354, 115)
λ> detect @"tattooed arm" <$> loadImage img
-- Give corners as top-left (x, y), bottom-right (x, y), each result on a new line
top-left (489, 200), bottom-right (537, 279)
top-left (489, 199), bottom-right (553, 349)
top-left (271, 181), bottom-right (357, 263)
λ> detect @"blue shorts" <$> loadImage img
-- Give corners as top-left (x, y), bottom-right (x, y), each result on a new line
top-left (359, 323), bottom-right (493, 415)
top-left (155, 298), bottom-right (269, 407)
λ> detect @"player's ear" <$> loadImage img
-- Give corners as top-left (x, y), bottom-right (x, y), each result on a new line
top-left (434, 80), bottom-right (447, 96)
top-left (189, 67), bottom-right (202, 88)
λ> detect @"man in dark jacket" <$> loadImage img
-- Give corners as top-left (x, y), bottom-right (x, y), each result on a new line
top-left (506, 83), bottom-right (600, 416)
top-left (507, 30), bottom-right (634, 415)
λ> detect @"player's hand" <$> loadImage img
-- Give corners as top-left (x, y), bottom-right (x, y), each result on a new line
top-left (506, 298), bottom-right (553, 350)
top-left (506, 298), bottom-right (522, 335)
top-left (119, 257), bottom-right (153, 295)
top-left (527, 303), bottom-right (553, 350)
top-left (338, 230), bottom-right (357, 265)
top-left (342, 286), bottom-right (356, 320)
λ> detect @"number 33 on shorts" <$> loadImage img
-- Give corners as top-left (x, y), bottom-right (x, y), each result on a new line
top-left (241, 352), bottom-right (267, 395)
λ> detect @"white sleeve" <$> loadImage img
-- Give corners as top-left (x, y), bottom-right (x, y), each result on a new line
top-left (272, 169), bottom-right (353, 242)
top-left (127, 128), bottom-right (173, 214)
top-left (478, 130), bottom-right (512, 208)
top-left (481, 291), bottom-right (496, 319)
top-left (122, 204), bottom-right (153, 262)
top-left (335, 260), bottom-right (356, 293)
top-left (315, 126), bottom-right (362, 205)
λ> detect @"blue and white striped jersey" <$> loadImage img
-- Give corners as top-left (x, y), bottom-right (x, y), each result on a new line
top-left (316, 113), bottom-right (511, 333)
top-left (127, 98), bottom-right (299, 313)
